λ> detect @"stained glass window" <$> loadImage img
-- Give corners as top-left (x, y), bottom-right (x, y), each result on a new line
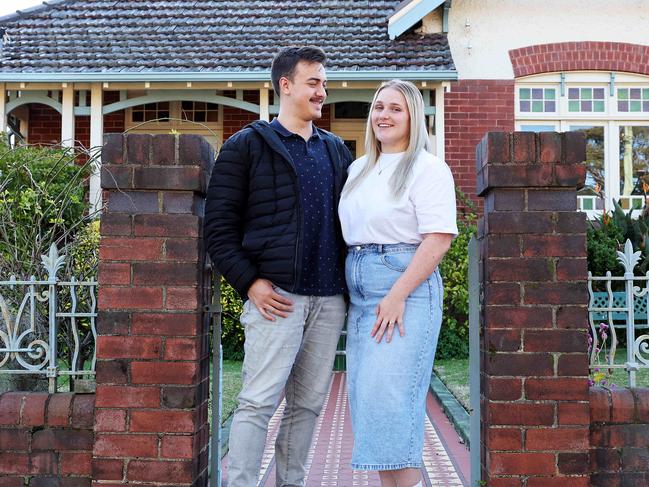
top-left (131, 102), bottom-right (170, 123)
top-left (617, 88), bottom-right (649, 112)
top-left (519, 88), bottom-right (556, 113)
top-left (181, 101), bottom-right (220, 123)
top-left (568, 88), bottom-right (606, 112)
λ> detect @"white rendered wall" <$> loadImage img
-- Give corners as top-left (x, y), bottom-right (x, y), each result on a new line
top-left (447, 0), bottom-right (649, 80)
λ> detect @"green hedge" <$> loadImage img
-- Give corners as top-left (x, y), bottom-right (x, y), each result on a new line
top-left (220, 277), bottom-right (245, 360)
top-left (0, 141), bottom-right (91, 277)
top-left (0, 141), bottom-right (97, 379)
top-left (436, 191), bottom-right (476, 359)
top-left (587, 200), bottom-right (649, 277)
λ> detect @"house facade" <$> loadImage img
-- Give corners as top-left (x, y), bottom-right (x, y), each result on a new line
top-left (0, 0), bottom-right (648, 217)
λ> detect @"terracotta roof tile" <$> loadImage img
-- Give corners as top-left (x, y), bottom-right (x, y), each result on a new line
top-left (0, 0), bottom-right (454, 73)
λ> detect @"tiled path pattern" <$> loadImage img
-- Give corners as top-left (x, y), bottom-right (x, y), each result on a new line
top-left (223, 373), bottom-right (469, 486)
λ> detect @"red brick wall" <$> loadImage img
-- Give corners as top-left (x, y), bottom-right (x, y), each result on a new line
top-left (318, 104), bottom-right (332, 132)
top-left (445, 80), bottom-right (515, 205)
top-left (222, 90), bottom-right (332, 140)
top-left (510, 42), bottom-right (649, 78)
top-left (26, 91), bottom-right (124, 148)
top-left (27, 89), bottom-right (333, 146)
top-left (477, 131), bottom-right (591, 486)
top-left (590, 387), bottom-right (649, 486)
top-left (0, 392), bottom-right (94, 486)
top-left (76, 116), bottom-right (90, 149)
top-left (95, 133), bottom-right (212, 485)
top-left (223, 90), bottom-right (261, 140)
top-left (28, 104), bottom-right (61, 146)
top-left (103, 91), bottom-right (126, 135)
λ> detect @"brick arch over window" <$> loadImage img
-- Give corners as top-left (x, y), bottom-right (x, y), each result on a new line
top-left (509, 42), bottom-right (649, 78)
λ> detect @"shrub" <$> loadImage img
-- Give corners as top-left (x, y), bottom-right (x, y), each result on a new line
top-left (0, 141), bottom-right (93, 278)
top-left (587, 214), bottom-right (624, 278)
top-left (0, 142), bottom-right (96, 390)
top-left (61, 220), bottom-right (100, 375)
top-left (437, 190), bottom-right (477, 360)
top-left (586, 199), bottom-right (649, 278)
top-left (220, 278), bottom-right (245, 360)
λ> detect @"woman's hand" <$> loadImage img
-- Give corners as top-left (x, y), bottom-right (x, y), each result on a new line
top-left (371, 292), bottom-right (406, 343)
top-left (369, 234), bottom-right (454, 343)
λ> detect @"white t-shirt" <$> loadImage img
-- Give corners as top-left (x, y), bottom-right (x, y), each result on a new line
top-left (339, 150), bottom-right (458, 245)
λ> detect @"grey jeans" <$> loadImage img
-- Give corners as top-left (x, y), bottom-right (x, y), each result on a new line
top-left (227, 288), bottom-right (346, 487)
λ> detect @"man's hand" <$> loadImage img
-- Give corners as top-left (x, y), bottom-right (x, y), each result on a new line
top-left (247, 278), bottom-right (294, 321)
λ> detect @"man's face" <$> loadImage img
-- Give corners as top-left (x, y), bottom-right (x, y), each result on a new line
top-left (280, 61), bottom-right (327, 121)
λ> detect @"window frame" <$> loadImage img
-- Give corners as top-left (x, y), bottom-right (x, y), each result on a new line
top-left (516, 72), bottom-right (649, 218)
top-left (126, 100), bottom-right (222, 128)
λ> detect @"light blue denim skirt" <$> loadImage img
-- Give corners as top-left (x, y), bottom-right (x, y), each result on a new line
top-left (345, 243), bottom-right (443, 471)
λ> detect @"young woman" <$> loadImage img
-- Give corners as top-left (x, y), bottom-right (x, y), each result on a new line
top-left (338, 80), bottom-right (458, 487)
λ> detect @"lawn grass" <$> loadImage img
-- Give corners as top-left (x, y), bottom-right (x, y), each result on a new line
top-left (591, 348), bottom-right (649, 387)
top-left (221, 359), bottom-right (244, 422)
top-left (208, 359), bottom-right (243, 426)
top-left (434, 357), bottom-right (469, 411)
top-left (432, 348), bottom-right (649, 416)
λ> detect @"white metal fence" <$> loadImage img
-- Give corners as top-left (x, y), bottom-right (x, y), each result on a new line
top-left (588, 239), bottom-right (649, 387)
top-left (0, 244), bottom-right (97, 392)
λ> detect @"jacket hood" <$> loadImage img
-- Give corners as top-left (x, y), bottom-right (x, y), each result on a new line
top-left (246, 120), bottom-right (286, 153)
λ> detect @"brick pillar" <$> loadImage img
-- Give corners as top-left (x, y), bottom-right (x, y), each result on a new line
top-left (94, 134), bottom-right (214, 486)
top-left (477, 131), bottom-right (591, 486)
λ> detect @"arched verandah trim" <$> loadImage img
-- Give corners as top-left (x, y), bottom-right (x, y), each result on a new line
top-left (6, 94), bottom-right (62, 115)
top-left (91, 91), bottom-right (261, 115)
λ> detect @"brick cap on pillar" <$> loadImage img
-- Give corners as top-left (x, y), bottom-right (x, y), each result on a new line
top-left (476, 131), bottom-right (587, 197)
top-left (101, 133), bottom-right (215, 194)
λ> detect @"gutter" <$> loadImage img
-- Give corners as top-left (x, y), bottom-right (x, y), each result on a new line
top-left (0, 70), bottom-right (458, 83)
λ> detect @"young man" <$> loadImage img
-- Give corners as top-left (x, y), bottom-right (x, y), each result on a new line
top-left (204, 46), bottom-right (353, 487)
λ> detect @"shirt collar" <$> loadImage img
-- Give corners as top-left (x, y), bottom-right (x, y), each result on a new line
top-left (270, 118), bottom-right (321, 140)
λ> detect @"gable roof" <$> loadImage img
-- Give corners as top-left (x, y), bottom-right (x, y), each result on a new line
top-left (0, 0), bottom-right (455, 79)
top-left (388, 0), bottom-right (447, 40)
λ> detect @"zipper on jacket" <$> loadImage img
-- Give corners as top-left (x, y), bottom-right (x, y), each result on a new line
top-left (293, 183), bottom-right (303, 293)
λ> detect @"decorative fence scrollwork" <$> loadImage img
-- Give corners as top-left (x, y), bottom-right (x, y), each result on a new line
top-left (588, 239), bottom-right (649, 387)
top-left (0, 244), bottom-right (97, 393)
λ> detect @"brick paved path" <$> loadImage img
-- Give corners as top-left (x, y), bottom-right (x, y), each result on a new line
top-left (222, 372), bottom-right (469, 486)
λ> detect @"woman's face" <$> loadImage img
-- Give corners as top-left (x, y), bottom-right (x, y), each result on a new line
top-left (371, 87), bottom-right (410, 153)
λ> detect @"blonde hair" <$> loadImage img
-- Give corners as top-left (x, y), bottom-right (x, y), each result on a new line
top-left (343, 79), bottom-right (433, 198)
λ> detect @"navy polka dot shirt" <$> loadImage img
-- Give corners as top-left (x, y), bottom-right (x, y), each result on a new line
top-left (270, 119), bottom-right (345, 296)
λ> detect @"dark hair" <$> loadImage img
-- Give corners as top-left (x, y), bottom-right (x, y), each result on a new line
top-left (270, 46), bottom-right (327, 97)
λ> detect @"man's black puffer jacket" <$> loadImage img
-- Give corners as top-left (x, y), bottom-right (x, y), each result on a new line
top-left (204, 120), bottom-right (353, 299)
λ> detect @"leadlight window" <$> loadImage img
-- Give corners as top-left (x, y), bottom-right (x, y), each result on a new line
top-left (181, 101), bottom-right (219, 122)
top-left (617, 88), bottom-right (649, 113)
top-left (568, 87), bottom-right (606, 113)
top-left (518, 88), bottom-right (556, 113)
top-left (334, 102), bottom-right (370, 119)
top-left (343, 140), bottom-right (357, 158)
top-left (516, 74), bottom-right (649, 217)
top-left (132, 102), bottom-right (170, 122)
